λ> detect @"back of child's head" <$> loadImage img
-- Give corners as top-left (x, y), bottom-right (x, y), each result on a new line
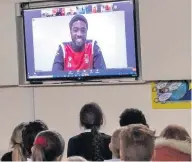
top-left (67, 156), bottom-right (87, 161)
top-left (110, 127), bottom-right (125, 158)
top-left (22, 120), bottom-right (48, 158)
top-left (80, 102), bottom-right (103, 129)
top-left (120, 124), bottom-right (155, 161)
top-left (11, 122), bottom-right (27, 146)
top-left (34, 120), bottom-right (48, 130)
top-left (80, 102), bottom-right (104, 161)
top-left (160, 124), bottom-right (191, 142)
top-left (10, 122), bottom-right (27, 161)
top-left (32, 130), bottom-right (65, 161)
top-left (119, 108), bottom-right (148, 127)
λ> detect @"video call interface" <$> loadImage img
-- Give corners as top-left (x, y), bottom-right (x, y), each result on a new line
top-left (23, 0), bottom-right (138, 80)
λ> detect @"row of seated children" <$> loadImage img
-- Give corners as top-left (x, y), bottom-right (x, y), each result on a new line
top-left (1, 102), bottom-right (191, 161)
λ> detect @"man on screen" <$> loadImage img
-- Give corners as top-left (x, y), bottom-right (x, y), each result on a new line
top-left (52, 14), bottom-right (106, 72)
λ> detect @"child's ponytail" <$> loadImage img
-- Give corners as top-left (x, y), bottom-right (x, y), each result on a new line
top-left (32, 131), bottom-right (65, 161)
top-left (91, 126), bottom-right (104, 161)
top-left (12, 143), bottom-right (25, 161)
top-left (32, 145), bottom-right (46, 161)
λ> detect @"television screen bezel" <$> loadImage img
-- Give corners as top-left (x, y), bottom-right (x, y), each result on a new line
top-left (22, 0), bottom-right (140, 82)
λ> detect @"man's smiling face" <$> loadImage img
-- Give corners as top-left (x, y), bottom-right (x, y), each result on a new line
top-left (70, 20), bottom-right (87, 48)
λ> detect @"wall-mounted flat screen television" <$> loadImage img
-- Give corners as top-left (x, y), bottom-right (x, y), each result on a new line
top-left (23, 0), bottom-right (139, 81)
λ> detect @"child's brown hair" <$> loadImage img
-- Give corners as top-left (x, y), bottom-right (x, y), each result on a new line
top-left (120, 124), bottom-right (155, 161)
top-left (32, 130), bottom-right (65, 161)
top-left (160, 124), bottom-right (191, 142)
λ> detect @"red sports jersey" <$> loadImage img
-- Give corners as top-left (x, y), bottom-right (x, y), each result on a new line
top-left (105, 5), bottom-right (111, 11)
top-left (63, 42), bottom-right (93, 71)
top-left (92, 7), bottom-right (97, 13)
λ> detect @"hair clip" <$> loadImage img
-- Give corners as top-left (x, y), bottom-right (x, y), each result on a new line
top-left (34, 136), bottom-right (47, 147)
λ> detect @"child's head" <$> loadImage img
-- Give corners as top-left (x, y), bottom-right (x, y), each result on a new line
top-left (109, 127), bottom-right (125, 158)
top-left (119, 108), bottom-right (148, 127)
top-left (10, 122), bottom-right (27, 161)
top-left (80, 102), bottom-right (103, 129)
top-left (80, 102), bottom-right (105, 161)
top-left (34, 120), bottom-right (48, 130)
top-left (160, 124), bottom-right (191, 142)
top-left (120, 124), bottom-right (155, 161)
top-left (22, 120), bottom-right (48, 157)
top-left (10, 122), bottom-right (27, 147)
top-left (32, 130), bottom-right (65, 161)
top-left (67, 156), bottom-right (87, 161)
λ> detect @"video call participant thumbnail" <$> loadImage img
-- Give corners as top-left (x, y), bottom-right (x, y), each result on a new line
top-left (52, 14), bottom-right (106, 72)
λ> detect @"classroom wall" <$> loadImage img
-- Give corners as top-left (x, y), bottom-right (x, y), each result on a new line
top-left (0, 84), bottom-right (191, 155)
top-left (34, 84), bottom-right (191, 142)
top-left (0, 0), bottom-right (191, 155)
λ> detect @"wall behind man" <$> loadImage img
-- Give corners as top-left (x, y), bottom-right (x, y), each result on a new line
top-left (0, 0), bottom-right (191, 155)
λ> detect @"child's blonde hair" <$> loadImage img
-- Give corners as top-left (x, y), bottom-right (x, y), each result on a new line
top-left (67, 156), bottom-right (87, 161)
top-left (10, 122), bottom-right (27, 161)
top-left (110, 127), bottom-right (125, 158)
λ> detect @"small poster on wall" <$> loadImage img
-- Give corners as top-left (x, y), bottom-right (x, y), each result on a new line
top-left (151, 81), bottom-right (191, 109)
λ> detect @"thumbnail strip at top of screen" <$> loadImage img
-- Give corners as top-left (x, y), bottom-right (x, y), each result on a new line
top-left (40, 1), bottom-right (133, 18)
